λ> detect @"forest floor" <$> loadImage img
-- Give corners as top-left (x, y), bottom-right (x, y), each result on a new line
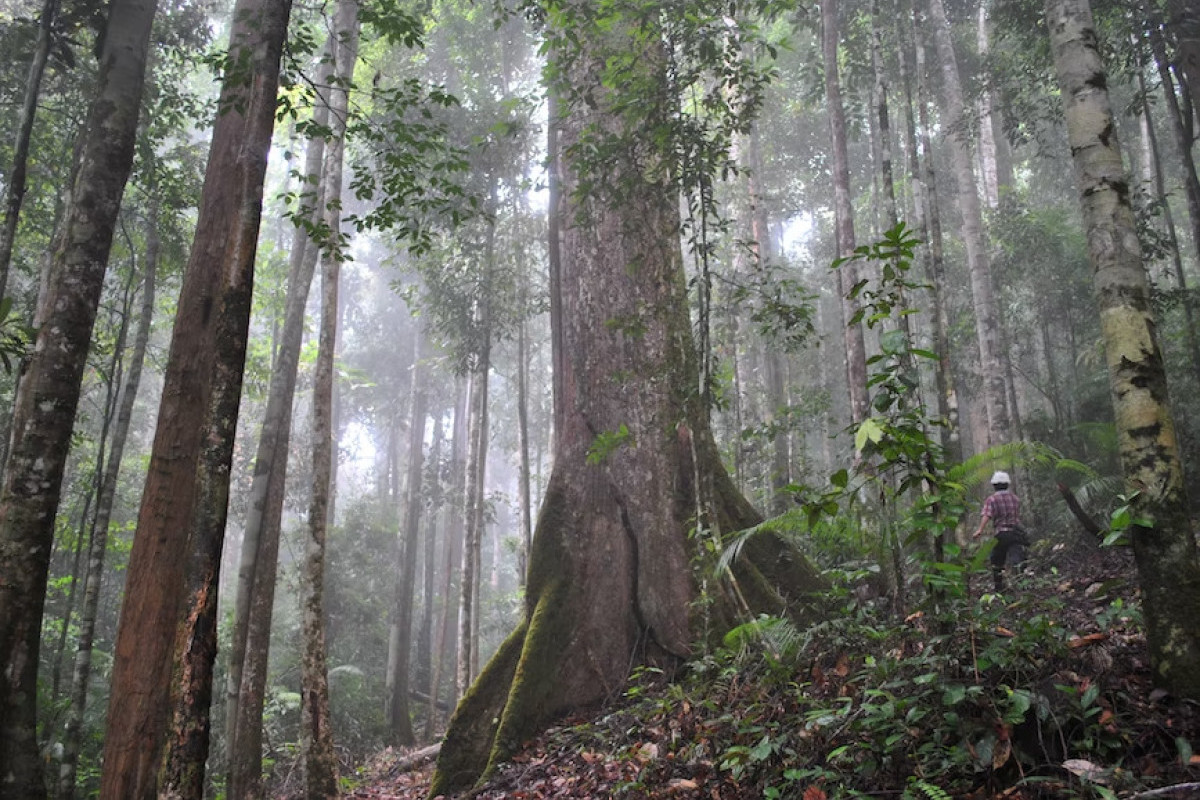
top-left (327, 541), bottom-right (1200, 800)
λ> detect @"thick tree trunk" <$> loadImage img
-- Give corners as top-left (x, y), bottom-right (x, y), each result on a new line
top-left (0, 2), bottom-right (156, 795)
top-left (100, 0), bottom-right (292, 795)
top-left (1047, 0), bottom-right (1200, 700)
top-left (225, 28), bottom-right (335, 793)
top-left (429, 9), bottom-right (825, 794)
top-left (926, 0), bottom-right (1010, 448)
top-left (0, 0), bottom-right (57, 300)
top-left (58, 209), bottom-right (158, 800)
top-left (387, 334), bottom-right (428, 745)
top-left (823, 0), bottom-right (869, 427)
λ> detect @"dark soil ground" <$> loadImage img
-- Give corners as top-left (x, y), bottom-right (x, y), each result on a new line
top-left (319, 542), bottom-right (1200, 799)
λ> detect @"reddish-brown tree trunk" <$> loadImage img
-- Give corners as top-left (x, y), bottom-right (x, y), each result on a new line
top-left (100, 0), bottom-right (292, 794)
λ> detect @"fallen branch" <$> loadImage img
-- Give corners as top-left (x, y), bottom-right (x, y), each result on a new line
top-left (1123, 782), bottom-right (1200, 799)
top-left (390, 742), bottom-right (441, 775)
top-left (1057, 482), bottom-right (1103, 538)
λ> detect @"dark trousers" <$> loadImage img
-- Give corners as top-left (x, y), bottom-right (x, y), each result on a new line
top-left (990, 528), bottom-right (1026, 591)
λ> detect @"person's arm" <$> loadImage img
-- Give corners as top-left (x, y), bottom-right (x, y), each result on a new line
top-left (973, 498), bottom-right (992, 538)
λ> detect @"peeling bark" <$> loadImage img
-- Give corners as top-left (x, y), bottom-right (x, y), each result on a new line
top-left (1047, 0), bottom-right (1200, 700)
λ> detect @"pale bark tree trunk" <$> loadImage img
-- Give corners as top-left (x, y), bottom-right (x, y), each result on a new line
top-left (100, 0), bottom-right (292, 794)
top-left (912, 15), bottom-right (961, 459)
top-left (976, 1), bottom-right (1001, 209)
top-left (516, 311), bottom-right (533, 583)
top-left (299, 4), bottom-right (358, 797)
top-left (0, 0), bottom-right (58, 300)
top-left (225, 29), bottom-right (336, 795)
top-left (386, 333), bottom-right (428, 745)
top-left (823, 0), bottom-right (869, 427)
top-left (0, 2), bottom-right (156, 794)
top-left (1047, 0), bottom-right (1200, 700)
top-left (745, 126), bottom-right (790, 513)
top-left (456, 340), bottom-right (490, 696)
top-left (926, 0), bottom-right (1010, 448)
top-left (441, 378), bottom-right (468, 707)
top-left (430, 7), bottom-right (825, 793)
top-left (417, 414), bottom-right (444, 710)
top-left (58, 209), bottom-right (158, 800)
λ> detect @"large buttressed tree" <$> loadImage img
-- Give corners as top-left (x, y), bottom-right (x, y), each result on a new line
top-left (430, 2), bottom-right (824, 794)
top-left (1046, 0), bottom-right (1200, 699)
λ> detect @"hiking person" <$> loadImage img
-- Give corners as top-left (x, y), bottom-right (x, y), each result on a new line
top-left (972, 471), bottom-right (1027, 591)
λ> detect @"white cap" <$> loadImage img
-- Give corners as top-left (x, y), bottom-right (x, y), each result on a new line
top-left (991, 471), bottom-right (1011, 485)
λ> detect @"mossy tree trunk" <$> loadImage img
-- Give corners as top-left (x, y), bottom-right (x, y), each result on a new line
top-left (0, 0), bottom-right (156, 794)
top-left (428, 6), bottom-right (825, 795)
top-left (1047, 0), bottom-right (1200, 700)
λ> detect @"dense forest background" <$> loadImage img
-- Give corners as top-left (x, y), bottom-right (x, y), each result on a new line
top-left (0, 0), bottom-right (1198, 796)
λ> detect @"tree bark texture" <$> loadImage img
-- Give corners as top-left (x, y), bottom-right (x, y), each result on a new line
top-left (225, 28), bottom-right (336, 795)
top-left (0, 1), bottom-right (156, 795)
top-left (822, 0), bottom-right (869, 427)
top-left (1047, 0), bottom-right (1200, 700)
top-left (925, 0), bottom-right (1010, 448)
top-left (387, 333), bottom-right (428, 745)
top-left (100, 0), bottom-right (292, 795)
top-left (0, 0), bottom-right (58, 301)
top-left (58, 208), bottom-right (158, 800)
top-left (300, 5), bottom-right (358, 796)
top-left (1167, 0), bottom-right (1200, 126)
top-left (429, 8), bottom-right (826, 794)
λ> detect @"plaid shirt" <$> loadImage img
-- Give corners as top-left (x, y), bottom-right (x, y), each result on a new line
top-left (982, 490), bottom-right (1021, 532)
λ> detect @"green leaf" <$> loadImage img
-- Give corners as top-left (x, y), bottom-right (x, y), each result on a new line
top-left (855, 417), bottom-right (885, 452)
top-left (880, 328), bottom-right (908, 355)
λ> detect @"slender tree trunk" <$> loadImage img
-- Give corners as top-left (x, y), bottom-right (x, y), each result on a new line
top-left (225, 28), bottom-right (335, 789)
top-left (1047, 0), bottom-right (1200, 700)
top-left (976, 1), bottom-right (1001, 209)
top-left (745, 126), bottom-right (790, 513)
top-left (386, 333), bottom-right (428, 745)
top-left (100, 0), bottom-right (292, 795)
top-left (1148, 24), bottom-right (1200, 272)
top-left (417, 415), bottom-right (444, 707)
top-left (1167, 0), bottom-right (1200, 127)
top-left (926, 0), bottom-right (1010, 448)
top-left (823, 0), bottom-right (869, 427)
top-left (871, 0), bottom-right (898, 229)
top-left (1134, 52), bottom-right (1200, 387)
top-left (299, 5), bottom-right (357, 797)
top-left (0, 0), bottom-right (58, 300)
top-left (0, 1), bottom-right (157, 794)
top-left (58, 209), bottom-right (158, 800)
top-left (438, 379), bottom-right (468, 710)
top-left (516, 314), bottom-right (533, 583)
top-left (456, 346), bottom-right (490, 697)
